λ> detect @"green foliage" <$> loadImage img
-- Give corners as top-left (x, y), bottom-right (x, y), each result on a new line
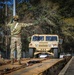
top-left (61, 18), bottom-right (74, 51)
top-left (17, 0), bottom-right (74, 52)
top-left (1, 0), bottom-right (74, 53)
top-left (58, 0), bottom-right (74, 17)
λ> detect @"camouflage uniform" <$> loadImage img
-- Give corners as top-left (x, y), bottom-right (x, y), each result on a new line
top-left (10, 36), bottom-right (21, 60)
top-left (7, 21), bottom-right (33, 64)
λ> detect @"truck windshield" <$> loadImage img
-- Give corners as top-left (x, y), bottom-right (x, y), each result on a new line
top-left (46, 36), bottom-right (57, 41)
top-left (32, 36), bottom-right (44, 41)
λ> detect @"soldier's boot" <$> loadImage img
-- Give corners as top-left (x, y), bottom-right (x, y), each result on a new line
top-left (18, 60), bottom-right (21, 65)
top-left (11, 58), bottom-right (14, 65)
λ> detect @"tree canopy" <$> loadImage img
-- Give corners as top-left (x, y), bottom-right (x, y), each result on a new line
top-left (0, 0), bottom-right (74, 53)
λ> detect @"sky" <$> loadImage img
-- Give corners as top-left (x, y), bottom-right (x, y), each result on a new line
top-left (0, 0), bottom-right (30, 8)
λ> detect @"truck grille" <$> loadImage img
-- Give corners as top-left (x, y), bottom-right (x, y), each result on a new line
top-left (39, 42), bottom-right (48, 47)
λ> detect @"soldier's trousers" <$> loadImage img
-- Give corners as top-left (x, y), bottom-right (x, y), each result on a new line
top-left (10, 36), bottom-right (22, 60)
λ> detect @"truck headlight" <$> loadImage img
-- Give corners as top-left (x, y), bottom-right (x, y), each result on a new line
top-left (53, 44), bottom-right (57, 46)
top-left (35, 44), bottom-right (39, 47)
top-left (48, 44), bottom-right (51, 47)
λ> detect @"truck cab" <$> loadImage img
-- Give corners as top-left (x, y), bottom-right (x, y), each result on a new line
top-left (29, 34), bottom-right (62, 58)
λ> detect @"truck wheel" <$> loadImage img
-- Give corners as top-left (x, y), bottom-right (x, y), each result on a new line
top-left (54, 48), bottom-right (58, 58)
top-left (29, 48), bottom-right (34, 58)
top-left (35, 54), bottom-right (39, 58)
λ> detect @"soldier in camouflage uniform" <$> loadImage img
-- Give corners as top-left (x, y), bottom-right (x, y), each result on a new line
top-left (7, 17), bottom-right (33, 65)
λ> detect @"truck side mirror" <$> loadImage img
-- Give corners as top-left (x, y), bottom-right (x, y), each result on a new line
top-left (59, 39), bottom-right (63, 44)
top-left (27, 37), bottom-right (31, 42)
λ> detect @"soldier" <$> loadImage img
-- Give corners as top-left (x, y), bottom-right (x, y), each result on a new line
top-left (7, 16), bottom-right (33, 65)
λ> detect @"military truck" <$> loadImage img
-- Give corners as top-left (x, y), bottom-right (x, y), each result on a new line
top-left (29, 34), bottom-right (62, 58)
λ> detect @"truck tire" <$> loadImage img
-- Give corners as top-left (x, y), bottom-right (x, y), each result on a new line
top-left (54, 48), bottom-right (58, 58)
top-left (29, 48), bottom-right (34, 58)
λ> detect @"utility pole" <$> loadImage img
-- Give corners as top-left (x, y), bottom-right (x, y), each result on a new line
top-left (13, 0), bottom-right (18, 21)
top-left (13, 0), bottom-right (17, 58)
top-left (13, 0), bottom-right (16, 16)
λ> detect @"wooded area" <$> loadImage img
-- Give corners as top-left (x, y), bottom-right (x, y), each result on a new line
top-left (0, 0), bottom-right (74, 58)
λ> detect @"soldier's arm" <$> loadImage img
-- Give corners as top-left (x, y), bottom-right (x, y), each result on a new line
top-left (21, 23), bottom-right (34, 27)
